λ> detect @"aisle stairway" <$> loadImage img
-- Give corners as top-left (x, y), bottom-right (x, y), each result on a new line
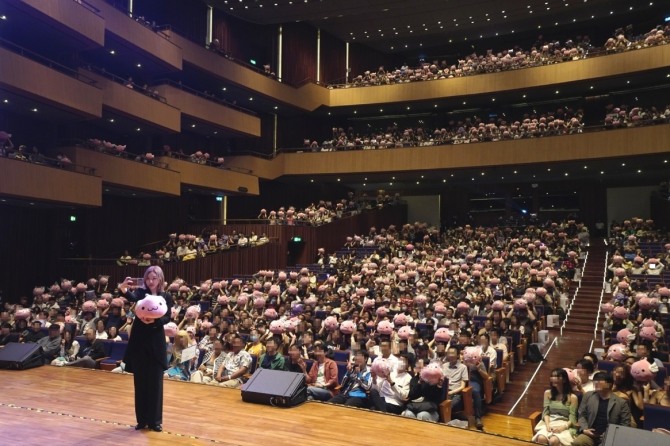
top-left (492, 240), bottom-right (608, 420)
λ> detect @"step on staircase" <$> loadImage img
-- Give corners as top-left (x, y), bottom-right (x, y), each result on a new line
top-left (564, 241), bottom-right (607, 335)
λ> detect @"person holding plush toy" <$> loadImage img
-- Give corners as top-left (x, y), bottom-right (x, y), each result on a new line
top-left (119, 266), bottom-right (173, 433)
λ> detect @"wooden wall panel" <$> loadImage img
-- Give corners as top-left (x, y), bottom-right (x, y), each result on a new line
top-left (19, 0), bottom-right (106, 47)
top-left (154, 84), bottom-right (260, 137)
top-left (0, 157), bottom-right (101, 206)
top-left (62, 147), bottom-right (181, 196)
top-left (82, 70), bottom-right (181, 132)
top-left (87, 0), bottom-right (182, 71)
top-left (0, 47), bottom-right (102, 118)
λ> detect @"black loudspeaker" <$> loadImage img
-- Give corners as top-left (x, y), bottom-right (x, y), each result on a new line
top-left (241, 369), bottom-right (307, 407)
top-left (0, 343), bottom-right (44, 370)
top-left (602, 424), bottom-right (668, 446)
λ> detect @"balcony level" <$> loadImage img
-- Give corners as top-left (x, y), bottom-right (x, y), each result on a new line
top-left (61, 147), bottom-right (181, 197)
top-left (0, 157), bottom-right (101, 207)
top-left (0, 44), bottom-right (102, 118)
top-left (12, 0), bottom-right (105, 48)
top-left (224, 124), bottom-right (670, 179)
top-left (159, 157), bottom-right (260, 196)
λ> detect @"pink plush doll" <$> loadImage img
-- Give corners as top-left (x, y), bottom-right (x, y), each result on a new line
top-left (201, 321), bottom-right (212, 331)
top-left (607, 343), bottom-right (628, 361)
top-left (639, 319), bottom-right (658, 341)
top-left (377, 320), bottom-right (394, 335)
top-left (463, 346), bottom-right (482, 366)
top-left (492, 300), bottom-right (505, 311)
top-left (236, 294), bottom-right (249, 306)
top-left (563, 368), bottom-right (582, 391)
top-left (456, 301), bottom-right (470, 314)
top-left (393, 313), bottom-right (408, 327)
top-left (434, 327), bottom-right (451, 343)
top-left (363, 297), bottom-right (375, 309)
top-left (185, 305), bottom-right (201, 320)
top-left (340, 320), bottom-right (356, 334)
top-left (264, 308), bottom-right (278, 320)
top-left (514, 298), bottom-right (528, 310)
top-left (324, 316), bottom-right (339, 331)
top-left (217, 295), bottom-right (229, 305)
top-left (135, 294), bottom-right (168, 323)
top-left (15, 308), bottom-right (31, 320)
top-left (284, 318), bottom-right (299, 333)
top-left (420, 362), bottom-right (445, 385)
top-left (269, 320), bottom-right (285, 334)
top-left (630, 359), bottom-right (657, 383)
top-left (163, 322), bottom-right (178, 337)
top-left (253, 297), bottom-right (266, 309)
top-left (414, 295), bottom-right (428, 307)
top-left (398, 325), bottom-right (414, 340)
top-left (371, 358), bottom-right (392, 378)
top-left (376, 306), bottom-right (389, 318)
top-left (612, 306), bottom-right (629, 320)
top-left (111, 297), bottom-right (124, 308)
top-left (600, 302), bottom-right (614, 314)
top-left (304, 296), bottom-right (317, 307)
top-left (97, 299), bottom-right (110, 310)
top-left (81, 300), bottom-right (96, 314)
top-left (433, 303), bottom-right (447, 315)
top-left (616, 328), bottom-right (634, 344)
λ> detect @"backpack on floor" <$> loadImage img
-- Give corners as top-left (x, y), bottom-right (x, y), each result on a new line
top-left (527, 343), bottom-right (544, 363)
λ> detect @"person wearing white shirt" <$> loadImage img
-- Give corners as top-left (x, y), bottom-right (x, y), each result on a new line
top-left (370, 356), bottom-right (412, 414)
top-left (478, 333), bottom-right (498, 371)
top-left (490, 329), bottom-right (509, 363)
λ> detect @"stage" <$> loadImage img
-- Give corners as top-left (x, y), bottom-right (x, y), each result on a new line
top-left (0, 366), bottom-right (533, 445)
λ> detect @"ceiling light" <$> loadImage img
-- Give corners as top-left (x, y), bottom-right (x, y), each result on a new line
top-left (191, 124), bottom-right (196, 128)
top-left (136, 127), bottom-right (141, 131)
top-left (110, 50), bottom-right (115, 55)
top-left (443, 179), bottom-right (447, 183)
top-left (2, 99), bottom-right (7, 103)
top-left (222, 87), bottom-right (227, 91)
top-left (310, 179), bottom-right (314, 183)
top-left (621, 163), bottom-right (626, 166)
top-left (274, 106), bottom-right (278, 110)
top-left (389, 182), bottom-right (393, 186)
top-left (0, 15), bottom-right (6, 20)
top-left (213, 131), bottom-right (218, 135)
top-left (637, 169), bottom-right (642, 173)
top-left (337, 178), bottom-right (341, 182)
top-left (564, 173), bottom-right (569, 176)
top-left (416, 181), bottom-right (420, 185)
top-left (31, 108), bottom-right (38, 112)
top-left (137, 63), bottom-right (142, 68)
top-left (600, 171), bottom-right (605, 174)
top-left (249, 97), bottom-right (253, 101)
top-left (109, 118), bottom-right (115, 123)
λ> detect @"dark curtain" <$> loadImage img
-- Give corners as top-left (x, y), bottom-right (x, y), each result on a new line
top-left (349, 42), bottom-right (400, 82)
top-left (282, 22), bottom-right (317, 86)
top-left (212, 9), bottom-right (275, 69)
top-left (320, 30), bottom-right (346, 85)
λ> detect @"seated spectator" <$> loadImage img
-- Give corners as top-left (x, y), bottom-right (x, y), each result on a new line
top-left (649, 375), bottom-right (670, 406)
top-left (370, 355), bottom-right (411, 414)
top-left (258, 338), bottom-right (285, 371)
top-left (575, 359), bottom-right (595, 393)
top-left (441, 346), bottom-right (468, 417)
top-left (95, 319), bottom-right (108, 340)
top-left (37, 324), bottom-right (62, 363)
top-left (532, 368), bottom-right (578, 446)
top-left (402, 359), bottom-right (443, 421)
top-left (328, 350), bottom-right (372, 408)
top-left (65, 328), bottom-right (106, 368)
top-left (21, 320), bottom-right (45, 343)
top-left (191, 339), bottom-right (225, 384)
top-left (572, 371), bottom-right (631, 446)
top-left (51, 330), bottom-right (80, 366)
top-left (213, 335), bottom-right (251, 388)
top-left (0, 322), bottom-right (18, 347)
top-left (306, 343), bottom-right (338, 401)
top-left (285, 344), bottom-right (307, 373)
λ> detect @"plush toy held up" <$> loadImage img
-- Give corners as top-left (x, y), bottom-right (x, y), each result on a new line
top-left (420, 362), bottom-right (444, 385)
top-left (135, 294), bottom-right (168, 324)
top-left (630, 359), bottom-right (658, 383)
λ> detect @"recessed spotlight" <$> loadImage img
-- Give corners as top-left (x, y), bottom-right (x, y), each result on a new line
top-left (392, 177), bottom-right (395, 180)
top-left (136, 127), bottom-right (141, 131)
top-left (443, 179), bottom-right (446, 183)
top-left (406, 106), bottom-right (410, 110)
top-left (109, 118), bottom-right (115, 123)
top-left (547, 168), bottom-right (551, 171)
top-left (621, 163), bottom-right (626, 167)
top-left (564, 173), bottom-right (569, 176)
top-left (110, 50), bottom-right (115, 55)
top-left (274, 106), bottom-right (278, 110)
top-left (222, 87), bottom-right (227, 91)
top-left (389, 182), bottom-right (393, 186)
top-left (491, 98), bottom-right (496, 102)
top-left (213, 131), bottom-right (218, 135)
top-left (137, 63), bottom-right (142, 68)
top-left (416, 181), bottom-right (420, 185)
top-left (0, 15), bottom-right (6, 20)
top-left (555, 90), bottom-right (559, 94)
top-left (249, 97), bottom-right (253, 101)
top-left (2, 99), bottom-right (7, 103)
top-left (31, 108), bottom-right (38, 112)
top-left (191, 124), bottom-right (196, 128)
top-left (310, 179), bottom-right (314, 183)
top-left (600, 171), bottom-right (605, 174)
top-left (583, 165), bottom-right (588, 169)
top-left (380, 108), bottom-right (383, 112)
top-left (637, 169), bottom-right (642, 173)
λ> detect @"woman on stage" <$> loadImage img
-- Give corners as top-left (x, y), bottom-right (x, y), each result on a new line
top-left (120, 266), bottom-right (173, 432)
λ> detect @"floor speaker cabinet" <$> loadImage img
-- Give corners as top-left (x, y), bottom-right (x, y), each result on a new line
top-left (241, 369), bottom-right (307, 407)
top-left (602, 424), bottom-right (668, 446)
top-left (0, 342), bottom-right (44, 370)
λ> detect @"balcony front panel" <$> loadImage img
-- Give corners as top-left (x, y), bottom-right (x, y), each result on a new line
top-left (18, 0), bottom-right (105, 47)
top-left (0, 47), bottom-right (102, 117)
top-left (160, 157), bottom-right (259, 196)
top-left (62, 147), bottom-right (181, 196)
top-left (88, 0), bottom-right (182, 71)
top-left (0, 157), bottom-right (101, 206)
top-left (225, 125), bottom-right (670, 179)
top-left (83, 70), bottom-right (181, 132)
top-left (170, 33), bottom-right (328, 111)
top-left (154, 84), bottom-right (261, 137)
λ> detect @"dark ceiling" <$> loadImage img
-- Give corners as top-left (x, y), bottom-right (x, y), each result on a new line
top-left (213, 0), bottom-right (667, 53)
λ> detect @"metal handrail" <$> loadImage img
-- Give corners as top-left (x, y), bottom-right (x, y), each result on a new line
top-left (2, 148), bottom-right (97, 176)
top-left (67, 138), bottom-right (172, 170)
top-left (153, 79), bottom-right (257, 115)
top-left (82, 66), bottom-right (172, 105)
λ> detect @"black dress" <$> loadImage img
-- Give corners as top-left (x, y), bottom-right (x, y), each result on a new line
top-left (122, 288), bottom-right (173, 427)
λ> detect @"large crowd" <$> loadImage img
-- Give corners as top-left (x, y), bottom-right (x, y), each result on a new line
top-left (340, 24), bottom-right (669, 88)
top-left (1, 214), bottom-right (668, 438)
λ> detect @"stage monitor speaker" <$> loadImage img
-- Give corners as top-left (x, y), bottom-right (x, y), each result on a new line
top-left (0, 342), bottom-right (44, 370)
top-left (241, 368), bottom-right (307, 407)
top-left (602, 424), bottom-right (668, 446)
